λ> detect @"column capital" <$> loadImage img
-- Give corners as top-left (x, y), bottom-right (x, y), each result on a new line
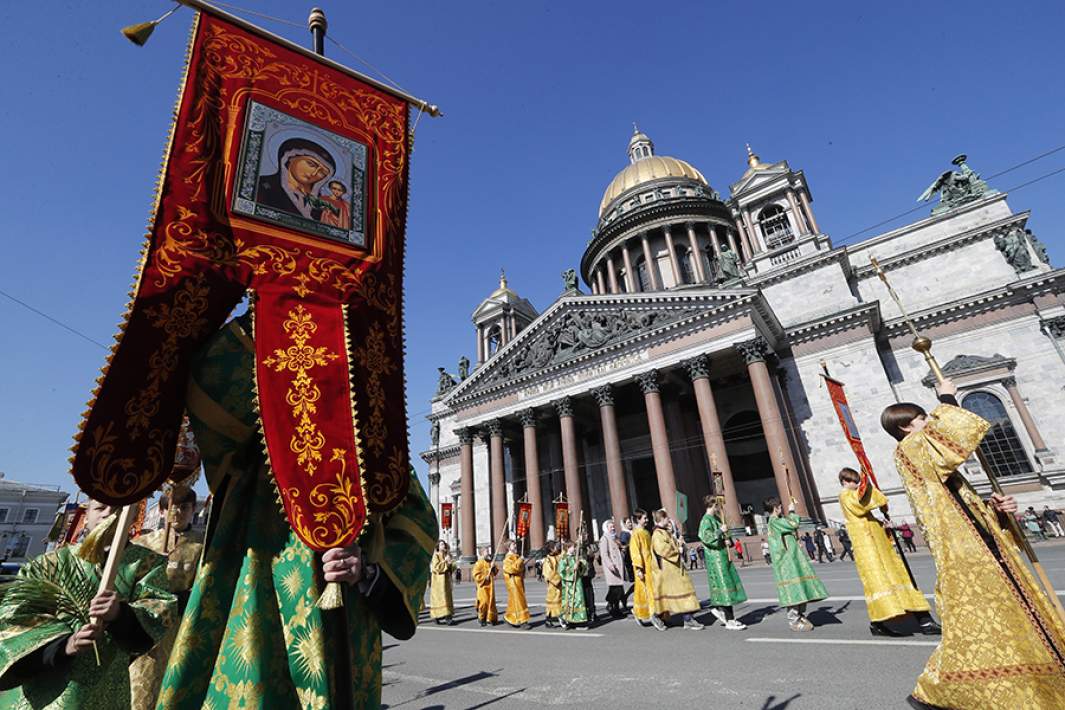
top-left (591, 384), bottom-right (614, 407)
top-left (519, 408), bottom-right (537, 428)
top-left (428, 471), bottom-right (441, 486)
top-left (487, 419), bottom-right (504, 437)
top-left (734, 336), bottom-right (770, 365)
top-left (1041, 315), bottom-right (1065, 338)
top-left (456, 427), bottom-right (474, 444)
top-left (554, 396), bottom-right (574, 418)
top-left (1002, 375), bottom-right (1018, 389)
top-left (635, 369), bottom-right (660, 394)
top-left (684, 354), bottom-right (711, 381)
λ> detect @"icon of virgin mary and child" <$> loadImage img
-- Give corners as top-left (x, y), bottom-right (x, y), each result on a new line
top-left (255, 137), bottom-right (351, 229)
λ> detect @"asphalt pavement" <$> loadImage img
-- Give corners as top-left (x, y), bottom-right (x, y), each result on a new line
top-left (382, 542), bottom-right (1065, 709)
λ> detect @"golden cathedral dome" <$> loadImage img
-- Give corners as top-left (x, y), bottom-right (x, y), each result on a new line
top-left (599, 127), bottom-right (708, 217)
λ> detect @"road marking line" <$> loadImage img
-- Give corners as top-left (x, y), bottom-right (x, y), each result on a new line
top-left (418, 625), bottom-right (604, 638)
top-left (746, 637), bottom-right (939, 647)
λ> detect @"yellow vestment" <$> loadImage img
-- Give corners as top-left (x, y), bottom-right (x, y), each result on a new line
top-left (502, 553), bottom-right (530, 625)
top-left (650, 528), bottom-right (699, 617)
top-left (542, 553), bottom-right (562, 617)
top-left (429, 551), bottom-right (455, 619)
top-left (629, 527), bottom-right (657, 621)
top-left (129, 526), bottom-right (203, 710)
top-left (839, 486), bottom-right (930, 622)
top-left (895, 404), bottom-right (1065, 709)
top-left (472, 558), bottom-right (498, 623)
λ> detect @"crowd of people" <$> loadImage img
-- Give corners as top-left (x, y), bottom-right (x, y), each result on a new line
top-left (426, 379), bottom-right (1065, 708)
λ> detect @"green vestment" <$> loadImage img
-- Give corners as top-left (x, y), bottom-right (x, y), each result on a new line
top-left (157, 317), bottom-right (436, 709)
top-left (558, 555), bottom-right (587, 624)
top-left (697, 513), bottom-right (747, 607)
top-left (0, 543), bottom-right (175, 709)
top-left (767, 513), bottom-right (827, 608)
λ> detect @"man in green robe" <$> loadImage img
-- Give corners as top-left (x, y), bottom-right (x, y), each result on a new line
top-left (157, 314), bottom-right (436, 709)
top-left (0, 499), bottom-right (176, 709)
top-left (697, 495), bottom-right (747, 630)
top-left (557, 541), bottom-right (588, 629)
top-left (765, 496), bottom-right (827, 631)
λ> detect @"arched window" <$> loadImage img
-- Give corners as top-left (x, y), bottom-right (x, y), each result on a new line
top-left (681, 250), bottom-right (696, 285)
top-left (636, 257), bottom-right (652, 292)
top-left (758, 203), bottom-right (794, 249)
top-left (486, 325), bottom-right (502, 357)
top-left (961, 392), bottom-right (1033, 478)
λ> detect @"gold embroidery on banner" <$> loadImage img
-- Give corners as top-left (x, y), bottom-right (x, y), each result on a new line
top-left (262, 305), bottom-right (338, 477)
top-left (153, 206), bottom-right (300, 288)
top-left (353, 323), bottom-right (394, 457)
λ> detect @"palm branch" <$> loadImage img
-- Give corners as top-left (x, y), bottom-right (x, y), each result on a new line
top-left (0, 551), bottom-right (96, 631)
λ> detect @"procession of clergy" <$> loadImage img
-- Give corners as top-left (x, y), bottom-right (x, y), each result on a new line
top-left (2, 376), bottom-right (1065, 708)
top-left (428, 381), bottom-right (1065, 709)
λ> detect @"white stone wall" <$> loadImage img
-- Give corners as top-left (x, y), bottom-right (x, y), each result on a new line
top-left (786, 338), bottom-right (917, 525)
top-left (760, 260), bottom-right (857, 327)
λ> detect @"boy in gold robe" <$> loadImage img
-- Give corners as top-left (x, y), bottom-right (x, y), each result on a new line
top-left (628, 509), bottom-right (657, 628)
top-left (650, 509), bottom-right (703, 631)
top-left (129, 487), bottom-right (203, 710)
top-left (542, 542), bottom-right (563, 627)
top-left (837, 467), bottom-right (939, 638)
top-left (502, 542), bottom-right (531, 628)
top-left (471, 547), bottom-right (498, 627)
top-left (429, 540), bottom-right (456, 625)
top-left (882, 379), bottom-right (1065, 709)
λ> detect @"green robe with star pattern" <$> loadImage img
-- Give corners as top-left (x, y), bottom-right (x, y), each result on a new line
top-left (156, 316), bottom-right (436, 709)
top-left (0, 543), bottom-right (176, 709)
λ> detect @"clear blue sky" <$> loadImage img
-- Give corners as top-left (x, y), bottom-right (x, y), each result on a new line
top-left (1, 1), bottom-right (1064, 496)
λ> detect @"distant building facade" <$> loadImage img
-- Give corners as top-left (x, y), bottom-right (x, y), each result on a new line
top-left (423, 129), bottom-right (1065, 560)
top-left (0, 475), bottom-right (70, 562)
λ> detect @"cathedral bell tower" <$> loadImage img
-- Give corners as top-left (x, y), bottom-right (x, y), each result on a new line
top-left (728, 145), bottom-right (828, 275)
top-left (471, 271), bottom-right (538, 365)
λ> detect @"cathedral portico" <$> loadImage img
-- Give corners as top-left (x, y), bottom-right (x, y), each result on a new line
top-left (425, 132), bottom-right (1065, 562)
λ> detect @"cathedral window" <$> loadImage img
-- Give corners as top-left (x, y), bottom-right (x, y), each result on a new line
top-left (758, 203), bottom-right (795, 249)
top-left (961, 391), bottom-right (1034, 477)
top-left (636, 257), bottom-right (652, 291)
top-left (486, 325), bottom-right (502, 357)
top-left (681, 250), bottom-right (696, 285)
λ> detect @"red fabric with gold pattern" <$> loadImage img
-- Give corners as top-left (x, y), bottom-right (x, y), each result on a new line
top-left (71, 9), bottom-right (412, 551)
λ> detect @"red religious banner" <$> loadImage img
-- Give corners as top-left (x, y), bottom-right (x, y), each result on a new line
top-left (71, 6), bottom-right (421, 555)
top-left (516, 501), bottom-right (532, 539)
top-left (440, 502), bottom-right (453, 530)
top-left (823, 374), bottom-right (880, 489)
top-left (554, 501), bottom-right (570, 540)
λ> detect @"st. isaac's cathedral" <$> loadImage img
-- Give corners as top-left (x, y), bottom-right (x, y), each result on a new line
top-left (423, 128), bottom-right (1065, 560)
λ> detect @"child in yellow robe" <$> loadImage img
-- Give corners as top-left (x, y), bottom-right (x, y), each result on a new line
top-left (650, 509), bottom-right (703, 631)
top-left (542, 541), bottom-right (562, 627)
top-left (471, 547), bottom-right (499, 627)
top-left (429, 540), bottom-right (456, 625)
top-left (837, 467), bottom-right (939, 637)
top-left (502, 541), bottom-right (531, 628)
top-left (882, 379), bottom-right (1065, 710)
top-left (629, 509), bottom-right (657, 628)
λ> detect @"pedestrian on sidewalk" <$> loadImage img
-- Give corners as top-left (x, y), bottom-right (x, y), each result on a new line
top-left (1043, 506), bottom-right (1064, 537)
top-left (897, 522), bottom-right (917, 552)
top-left (837, 527), bottom-right (854, 561)
top-left (802, 532), bottom-right (817, 562)
top-left (761, 538), bottom-right (771, 565)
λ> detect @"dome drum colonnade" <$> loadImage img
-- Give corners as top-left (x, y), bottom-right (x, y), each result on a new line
top-left (451, 337), bottom-right (812, 560)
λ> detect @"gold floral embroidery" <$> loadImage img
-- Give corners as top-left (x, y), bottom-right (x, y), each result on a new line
top-left (262, 305), bottom-right (338, 477)
top-left (353, 322), bottom-right (394, 457)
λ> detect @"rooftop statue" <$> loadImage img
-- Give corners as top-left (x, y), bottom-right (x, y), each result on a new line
top-left (457, 355), bottom-right (470, 381)
top-left (994, 225), bottom-right (1035, 275)
top-left (435, 367), bottom-right (457, 396)
top-left (718, 243), bottom-right (742, 281)
top-left (562, 268), bottom-right (580, 293)
top-left (918, 154), bottom-right (997, 215)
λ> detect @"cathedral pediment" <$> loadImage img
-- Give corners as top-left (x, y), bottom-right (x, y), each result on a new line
top-left (445, 289), bottom-right (775, 406)
top-left (730, 163), bottom-right (790, 197)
